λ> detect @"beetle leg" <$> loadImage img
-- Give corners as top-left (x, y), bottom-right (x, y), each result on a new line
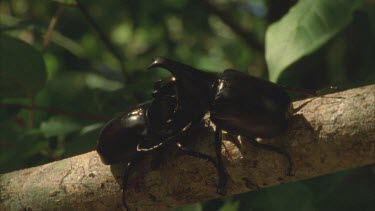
top-left (137, 122), bottom-right (194, 152)
top-left (244, 137), bottom-right (293, 176)
top-left (122, 157), bottom-right (141, 211)
top-left (137, 141), bottom-right (164, 152)
top-left (176, 142), bottom-right (217, 168)
top-left (215, 127), bottom-right (228, 195)
top-left (176, 142), bottom-right (233, 194)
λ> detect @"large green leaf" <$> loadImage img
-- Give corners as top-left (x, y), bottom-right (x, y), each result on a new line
top-left (0, 34), bottom-right (47, 97)
top-left (265, 0), bottom-right (363, 82)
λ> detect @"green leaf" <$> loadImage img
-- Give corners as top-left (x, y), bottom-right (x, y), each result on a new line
top-left (247, 182), bottom-right (316, 211)
top-left (53, 0), bottom-right (76, 6)
top-left (0, 34), bottom-right (47, 97)
top-left (79, 123), bottom-right (104, 135)
top-left (0, 123), bottom-right (49, 173)
top-left (219, 200), bottom-right (239, 211)
top-left (0, 99), bottom-right (20, 121)
top-left (171, 203), bottom-right (202, 211)
top-left (265, 0), bottom-right (363, 82)
top-left (40, 117), bottom-right (81, 138)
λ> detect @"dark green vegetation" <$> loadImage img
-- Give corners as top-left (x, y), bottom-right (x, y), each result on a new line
top-left (0, 0), bottom-right (374, 210)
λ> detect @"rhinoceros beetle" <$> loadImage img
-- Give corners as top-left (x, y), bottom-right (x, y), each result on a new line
top-left (97, 77), bottom-right (219, 210)
top-left (97, 57), bottom-right (312, 209)
top-left (146, 57), bottom-right (301, 193)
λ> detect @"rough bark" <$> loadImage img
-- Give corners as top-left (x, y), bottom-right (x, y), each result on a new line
top-left (1, 84), bottom-right (375, 211)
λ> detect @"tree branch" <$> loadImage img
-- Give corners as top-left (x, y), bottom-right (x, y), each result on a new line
top-left (1, 84), bottom-right (375, 210)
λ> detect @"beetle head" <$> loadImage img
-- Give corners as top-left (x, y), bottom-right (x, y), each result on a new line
top-left (96, 103), bottom-right (149, 165)
top-left (148, 58), bottom-right (216, 122)
top-left (148, 57), bottom-right (216, 102)
top-left (147, 78), bottom-right (178, 135)
top-left (97, 78), bottom-right (184, 163)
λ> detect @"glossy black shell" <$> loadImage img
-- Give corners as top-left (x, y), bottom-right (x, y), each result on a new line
top-left (150, 58), bottom-right (292, 139)
top-left (97, 79), bottom-right (178, 165)
top-left (211, 69), bottom-right (292, 138)
top-left (97, 103), bottom-right (148, 165)
top-left (97, 57), bottom-right (293, 165)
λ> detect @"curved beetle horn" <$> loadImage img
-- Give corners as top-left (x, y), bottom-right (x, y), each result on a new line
top-left (148, 57), bottom-right (217, 136)
top-left (148, 57), bottom-right (207, 79)
top-left (148, 57), bottom-right (216, 103)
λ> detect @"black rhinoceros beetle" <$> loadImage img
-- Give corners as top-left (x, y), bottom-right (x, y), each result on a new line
top-left (97, 77), bottom-right (218, 210)
top-left (97, 57), bottom-right (312, 209)
top-left (146, 57), bottom-right (298, 191)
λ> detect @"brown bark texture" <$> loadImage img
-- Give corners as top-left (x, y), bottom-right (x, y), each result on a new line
top-left (1, 84), bottom-right (375, 211)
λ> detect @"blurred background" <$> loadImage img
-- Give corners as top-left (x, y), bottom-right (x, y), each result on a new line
top-left (0, 0), bottom-right (374, 210)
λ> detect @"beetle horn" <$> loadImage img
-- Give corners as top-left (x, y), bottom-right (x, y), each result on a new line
top-left (147, 57), bottom-right (216, 96)
top-left (148, 57), bottom-right (216, 127)
top-left (148, 57), bottom-right (206, 78)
